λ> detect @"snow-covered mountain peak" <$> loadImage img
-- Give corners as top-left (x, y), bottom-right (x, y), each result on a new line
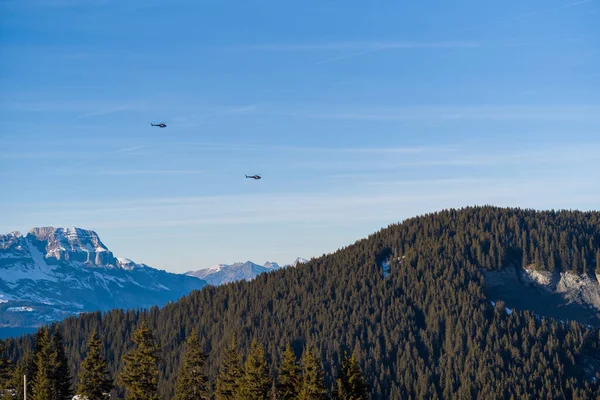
top-left (292, 257), bottom-right (309, 267)
top-left (1, 227), bottom-right (207, 328)
top-left (0, 231), bottom-right (23, 250)
top-left (263, 261), bottom-right (281, 269)
top-left (26, 226), bottom-right (117, 267)
top-left (207, 264), bottom-right (228, 272)
top-left (186, 257), bottom-right (306, 286)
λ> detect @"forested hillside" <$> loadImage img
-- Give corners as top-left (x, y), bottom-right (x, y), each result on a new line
top-left (2, 206), bottom-right (600, 399)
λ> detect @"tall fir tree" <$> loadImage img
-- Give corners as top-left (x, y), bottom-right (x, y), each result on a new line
top-left (50, 328), bottom-right (73, 400)
top-left (235, 339), bottom-right (271, 400)
top-left (334, 353), bottom-right (368, 400)
top-left (76, 330), bottom-right (113, 399)
top-left (0, 341), bottom-right (13, 388)
top-left (0, 341), bottom-right (14, 400)
top-left (32, 327), bottom-right (53, 400)
top-left (298, 348), bottom-right (328, 400)
top-left (215, 334), bottom-right (243, 400)
top-left (8, 348), bottom-right (35, 400)
top-left (174, 328), bottom-right (210, 400)
top-left (278, 343), bottom-right (301, 400)
top-left (119, 322), bottom-right (161, 400)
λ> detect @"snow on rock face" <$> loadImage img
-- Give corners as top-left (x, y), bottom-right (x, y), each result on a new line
top-left (0, 227), bottom-right (207, 328)
top-left (6, 306), bottom-right (34, 312)
top-left (0, 231), bottom-right (22, 249)
top-left (292, 257), bottom-right (308, 267)
top-left (263, 261), bottom-right (282, 270)
top-left (187, 258), bottom-right (307, 286)
top-left (28, 227), bottom-right (116, 267)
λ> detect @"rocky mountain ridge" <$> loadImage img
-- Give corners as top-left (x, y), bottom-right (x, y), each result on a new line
top-left (186, 257), bottom-right (308, 286)
top-left (0, 227), bottom-right (207, 328)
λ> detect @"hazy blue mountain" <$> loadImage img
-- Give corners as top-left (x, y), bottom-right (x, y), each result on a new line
top-left (186, 257), bottom-right (308, 286)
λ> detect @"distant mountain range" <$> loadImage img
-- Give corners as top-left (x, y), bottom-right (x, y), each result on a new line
top-left (186, 257), bottom-right (308, 286)
top-left (0, 227), bottom-right (207, 328)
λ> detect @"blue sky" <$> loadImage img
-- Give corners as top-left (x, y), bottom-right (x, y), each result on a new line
top-left (1, 0), bottom-right (599, 273)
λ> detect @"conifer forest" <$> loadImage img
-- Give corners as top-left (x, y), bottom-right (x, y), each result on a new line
top-left (1, 207), bottom-right (600, 399)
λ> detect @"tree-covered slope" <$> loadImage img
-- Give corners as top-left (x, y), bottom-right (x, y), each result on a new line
top-left (3, 206), bottom-right (600, 399)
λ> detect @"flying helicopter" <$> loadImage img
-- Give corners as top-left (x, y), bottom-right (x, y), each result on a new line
top-left (245, 174), bottom-right (262, 180)
top-left (151, 122), bottom-right (167, 128)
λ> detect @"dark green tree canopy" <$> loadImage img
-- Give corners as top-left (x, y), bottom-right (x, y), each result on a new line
top-left (3, 207), bottom-right (600, 399)
top-left (50, 328), bottom-right (73, 400)
top-left (119, 322), bottom-right (161, 400)
top-left (235, 339), bottom-right (271, 400)
top-left (76, 329), bottom-right (113, 400)
top-left (277, 343), bottom-right (301, 400)
top-left (32, 327), bottom-right (53, 400)
top-left (215, 334), bottom-right (243, 400)
top-left (174, 328), bottom-right (210, 400)
top-left (0, 341), bottom-right (13, 388)
top-left (299, 348), bottom-right (328, 400)
top-left (335, 353), bottom-right (368, 400)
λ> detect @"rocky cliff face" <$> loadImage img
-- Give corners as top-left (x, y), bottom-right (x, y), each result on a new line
top-left (0, 228), bottom-right (206, 328)
top-left (520, 267), bottom-right (600, 313)
top-left (483, 264), bottom-right (600, 326)
top-left (28, 227), bottom-right (116, 266)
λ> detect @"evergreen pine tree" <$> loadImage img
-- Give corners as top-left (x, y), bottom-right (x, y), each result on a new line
top-left (50, 328), bottom-right (73, 399)
top-left (298, 348), bottom-right (328, 400)
top-left (0, 341), bottom-right (13, 388)
top-left (334, 353), bottom-right (368, 400)
top-left (32, 327), bottom-right (53, 400)
top-left (76, 330), bottom-right (113, 399)
top-left (278, 343), bottom-right (301, 400)
top-left (215, 334), bottom-right (243, 400)
top-left (174, 328), bottom-right (210, 400)
top-left (235, 339), bottom-right (271, 400)
top-left (9, 348), bottom-right (35, 400)
top-left (0, 341), bottom-right (14, 399)
top-left (119, 322), bottom-right (161, 400)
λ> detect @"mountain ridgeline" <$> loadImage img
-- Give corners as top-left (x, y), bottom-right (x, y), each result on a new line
top-left (2, 207), bottom-right (600, 399)
top-left (186, 258), bottom-right (308, 286)
top-left (0, 227), bottom-right (207, 328)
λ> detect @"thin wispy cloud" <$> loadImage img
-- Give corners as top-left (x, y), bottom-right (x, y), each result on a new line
top-left (171, 141), bottom-right (454, 155)
top-left (220, 105), bottom-right (261, 115)
top-left (37, 169), bottom-right (206, 176)
top-left (286, 142), bottom-right (600, 171)
top-left (151, 104), bottom-right (600, 124)
top-left (99, 170), bottom-right (206, 175)
top-left (3, 100), bottom-right (142, 114)
top-left (116, 145), bottom-right (148, 153)
top-left (262, 104), bottom-right (600, 121)
top-left (314, 46), bottom-right (389, 65)
top-left (234, 41), bottom-right (481, 51)
top-left (77, 105), bottom-right (139, 119)
top-left (5, 176), bottom-right (598, 231)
